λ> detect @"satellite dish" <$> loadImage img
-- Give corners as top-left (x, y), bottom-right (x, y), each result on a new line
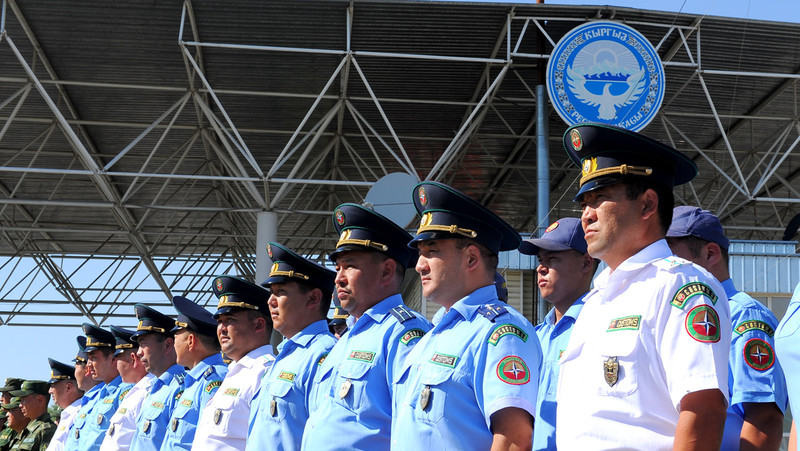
top-left (365, 172), bottom-right (419, 229)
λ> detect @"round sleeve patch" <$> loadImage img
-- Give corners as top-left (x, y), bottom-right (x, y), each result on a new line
top-left (743, 338), bottom-right (775, 371)
top-left (496, 356), bottom-right (530, 385)
top-left (684, 305), bottom-right (720, 342)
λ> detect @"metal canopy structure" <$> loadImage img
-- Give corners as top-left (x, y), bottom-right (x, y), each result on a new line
top-left (0, 0), bottom-right (798, 327)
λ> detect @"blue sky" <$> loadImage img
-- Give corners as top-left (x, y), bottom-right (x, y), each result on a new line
top-left (2, 0), bottom-right (798, 382)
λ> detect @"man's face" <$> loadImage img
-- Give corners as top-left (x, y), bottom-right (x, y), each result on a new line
top-left (580, 183), bottom-right (640, 264)
top-left (334, 251), bottom-right (383, 318)
top-left (48, 380), bottom-right (69, 408)
top-left (268, 281), bottom-right (312, 337)
top-left (6, 406), bottom-right (27, 430)
top-left (536, 249), bottom-right (587, 306)
top-left (415, 239), bottom-right (466, 305)
top-left (0, 392), bottom-right (9, 405)
top-left (136, 333), bottom-right (169, 375)
top-left (217, 310), bottom-right (260, 362)
top-left (173, 329), bottom-right (192, 368)
top-left (18, 394), bottom-right (42, 420)
top-left (87, 350), bottom-right (117, 383)
top-left (74, 362), bottom-right (94, 391)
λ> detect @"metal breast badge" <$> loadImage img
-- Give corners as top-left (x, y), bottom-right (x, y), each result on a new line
top-left (270, 397), bottom-right (277, 417)
top-left (419, 385), bottom-right (431, 411)
top-left (143, 420), bottom-right (151, 433)
top-left (213, 408), bottom-right (222, 425)
top-left (97, 414), bottom-right (103, 425)
top-left (171, 418), bottom-right (178, 432)
top-left (339, 379), bottom-right (352, 399)
top-left (604, 356), bottom-right (619, 387)
top-left (107, 425), bottom-right (114, 437)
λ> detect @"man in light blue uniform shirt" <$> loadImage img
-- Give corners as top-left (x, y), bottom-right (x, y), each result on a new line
top-left (129, 304), bottom-right (186, 451)
top-left (161, 296), bottom-right (227, 450)
top-left (392, 181), bottom-right (542, 450)
top-left (667, 206), bottom-right (787, 450)
top-left (246, 242), bottom-right (337, 451)
top-left (64, 336), bottom-right (102, 450)
top-left (518, 217), bottom-right (597, 451)
top-left (775, 281), bottom-right (800, 450)
top-left (71, 324), bottom-right (129, 451)
top-left (302, 203), bottom-right (432, 450)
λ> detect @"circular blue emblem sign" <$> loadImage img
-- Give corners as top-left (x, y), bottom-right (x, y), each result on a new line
top-left (546, 20), bottom-right (665, 132)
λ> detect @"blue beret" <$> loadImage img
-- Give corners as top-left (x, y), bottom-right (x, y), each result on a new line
top-left (110, 325), bottom-right (138, 356)
top-left (82, 324), bottom-right (115, 352)
top-left (563, 123), bottom-right (697, 200)
top-left (519, 217), bottom-right (587, 255)
top-left (171, 295), bottom-right (217, 337)
top-left (211, 275), bottom-right (270, 318)
top-left (262, 242), bottom-right (335, 299)
top-left (47, 358), bottom-right (75, 383)
top-left (667, 206), bottom-right (729, 250)
top-left (409, 181), bottom-right (521, 254)
top-left (132, 304), bottom-right (175, 340)
top-left (330, 203), bottom-right (417, 268)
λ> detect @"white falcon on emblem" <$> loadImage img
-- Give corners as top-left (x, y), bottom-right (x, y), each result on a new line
top-left (567, 66), bottom-right (647, 120)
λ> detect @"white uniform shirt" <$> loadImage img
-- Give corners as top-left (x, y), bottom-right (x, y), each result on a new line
top-left (557, 240), bottom-right (731, 450)
top-left (191, 345), bottom-right (275, 451)
top-left (99, 373), bottom-right (155, 451)
top-left (45, 398), bottom-right (81, 451)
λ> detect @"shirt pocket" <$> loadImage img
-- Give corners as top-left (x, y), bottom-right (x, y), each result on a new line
top-left (596, 332), bottom-right (640, 397)
top-left (411, 365), bottom-right (453, 425)
top-left (265, 381), bottom-right (293, 422)
top-left (334, 360), bottom-right (373, 412)
top-left (95, 398), bottom-right (117, 430)
top-left (208, 391), bottom-right (237, 436)
top-left (139, 401), bottom-right (165, 439)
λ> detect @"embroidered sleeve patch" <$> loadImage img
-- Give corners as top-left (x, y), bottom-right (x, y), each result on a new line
top-left (204, 380), bottom-right (222, 394)
top-left (743, 338), bottom-right (775, 371)
top-left (348, 351), bottom-right (376, 363)
top-left (685, 305), bottom-right (721, 342)
top-left (317, 353), bottom-right (328, 366)
top-left (607, 315), bottom-right (642, 331)
top-left (496, 356), bottom-right (530, 385)
top-left (400, 328), bottom-right (425, 345)
top-left (118, 389), bottom-right (131, 402)
top-left (277, 371), bottom-right (296, 382)
top-left (430, 352), bottom-right (458, 368)
top-left (180, 398), bottom-right (193, 407)
top-left (487, 324), bottom-right (528, 345)
top-left (174, 390), bottom-right (184, 401)
top-left (735, 320), bottom-right (775, 336)
top-left (223, 387), bottom-right (240, 396)
top-left (671, 282), bottom-right (718, 309)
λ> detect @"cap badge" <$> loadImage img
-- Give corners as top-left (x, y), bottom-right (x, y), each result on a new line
top-left (335, 209), bottom-right (345, 226)
top-left (267, 244), bottom-right (273, 259)
top-left (215, 278), bottom-right (223, 292)
top-left (570, 129), bottom-right (583, 151)
top-left (582, 157), bottom-right (597, 177)
top-left (270, 262), bottom-right (279, 275)
top-left (418, 186), bottom-right (428, 206)
top-left (420, 212), bottom-right (433, 228)
top-left (339, 229), bottom-right (350, 242)
top-left (545, 221), bottom-right (559, 233)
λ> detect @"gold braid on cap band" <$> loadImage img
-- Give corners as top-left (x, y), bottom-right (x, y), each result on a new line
top-left (115, 343), bottom-right (134, 350)
top-left (85, 338), bottom-right (113, 348)
top-left (136, 321), bottom-right (165, 334)
top-left (580, 163), bottom-right (653, 186)
top-left (174, 321), bottom-right (189, 329)
top-left (217, 295), bottom-right (259, 311)
top-left (416, 223), bottom-right (477, 239)
top-left (50, 372), bottom-right (70, 380)
top-left (336, 230), bottom-right (388, 252)
top-left (269, 269), bottom-right (310, 280)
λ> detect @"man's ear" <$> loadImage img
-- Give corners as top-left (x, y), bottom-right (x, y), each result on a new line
top-left (704, 242), bottom-right (723, 268)
top-left (641, 188), bottom-right (658, 221)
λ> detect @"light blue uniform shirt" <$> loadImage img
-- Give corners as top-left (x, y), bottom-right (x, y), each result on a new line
top-left (64, 382), bottom-right (104, 450)
top-left (721, 278), bottom-right (788, 450)
top-left (774, 281), bottom-right (800, 450)
top-left (247, 320), bottom-right (336, 451)
top-left (78, 376), bottom-right (127, 451)
top-left (532, 295), bottom-right (586, 451)
top-left (129, 364), bottom-right (187, 451)
top-left (392, 285), bottom-right (542, 450)
top-left (302, 294), bottom-right (431, 450)
top-left (161, 354), bottom-right (227, 451)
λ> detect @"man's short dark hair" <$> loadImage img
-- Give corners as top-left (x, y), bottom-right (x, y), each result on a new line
top-left (623, 178), bottom-right (674, 234)
top-left (670, 235), bottom-right (730, 269)
top-left (295, 280), bottom-right (332, 317)
top-left (195, 331), bottom-right (221, 352)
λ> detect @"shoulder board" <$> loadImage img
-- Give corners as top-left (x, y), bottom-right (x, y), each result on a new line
top-left (487, 323), bottom-right (528, 345)
top-left (174, 373), bottom-right (186, 384)
top-left (477, 304), bottom-right (508, 322)
top-left (203, 366), bottom-right (216, 379)
top-left (671, 282), bottom-right (718, 309)
top-left (655, 256), bottom-right (692, 270)
top-left (118, 389), bottom-right (131, 402)
top-left (735, 320), bottom-right (775, 336)
top-left (389, 305), bottom-right (415, 323)
top-left (204, 380), bottom-right (222, 394)
top-left (399, 328), bottom-right (425, 345)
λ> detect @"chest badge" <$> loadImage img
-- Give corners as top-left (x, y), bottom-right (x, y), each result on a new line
top-left (419, 385), bottom-right (431, 411)
top-left (213, 408), bottom-right (222, 425)
top-left (604, 356), bottom-right (619, 387)
top-left (143, 420), bottom-right (151, 433)
top-left (339, 379), bottom-right (352, 399)
top-left (171, 418), bottom-right (178, 432)
top-left (270, 397), bottom-right (277, 417)
top-left (97, 414), bottom-right (104, 425)
top-left (107, 425), bottom-right (115, 437)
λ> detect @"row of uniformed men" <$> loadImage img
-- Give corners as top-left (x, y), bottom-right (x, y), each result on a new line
top-left (7, 121), bottom-right (798, 451)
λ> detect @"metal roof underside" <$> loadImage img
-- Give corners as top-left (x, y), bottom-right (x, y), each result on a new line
top-left (0, 0), bottom-right (798, 326)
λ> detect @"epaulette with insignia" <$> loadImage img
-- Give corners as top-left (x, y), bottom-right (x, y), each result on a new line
top-left (389, 305), bottom-right (415, 323)
top-left (656, 256), bottom-right (691, 270)
top-left (175, 373), bottom-right (186, 385)
top-left (203, 367), bottom-right (216, 379)
top-left (477, 304), bottom-right (508, 322)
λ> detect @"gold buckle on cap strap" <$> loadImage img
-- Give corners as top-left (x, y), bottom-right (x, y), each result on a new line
top-left (580, 157), bottom-right (653, 186)
top-left (86, 338), bottom-right (112, 348)
top-left (217, 295), bottom-right (259, 311)
top-left (417, 213), bottom-right (477, 238)
top-left (136, 321), bottom-right (165, 334)
top-left (336, 229), bottom-right (388, 252)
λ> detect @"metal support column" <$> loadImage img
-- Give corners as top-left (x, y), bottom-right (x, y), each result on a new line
top-left (257, 211), bottom-right (281, 347)
top-left (536, 84), bottom-right (549, 324)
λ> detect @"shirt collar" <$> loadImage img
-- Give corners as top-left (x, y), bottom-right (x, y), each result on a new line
top-left (543, 291), bottom-right (588, 326)
top-left (446, 285), bottom-right (497, 322)
top-left (721, 278), bottom-right (738, 298)
top-left (188, 353), bottom-right (223, 379)
top-left (353, 294), bottom-right (404, 327)
top-left (280, 320), bottom-right (329, 351)
top-left (233, 344), bottom-right (274, 369)
top-left (616, 239), bottom-right (672, 272)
